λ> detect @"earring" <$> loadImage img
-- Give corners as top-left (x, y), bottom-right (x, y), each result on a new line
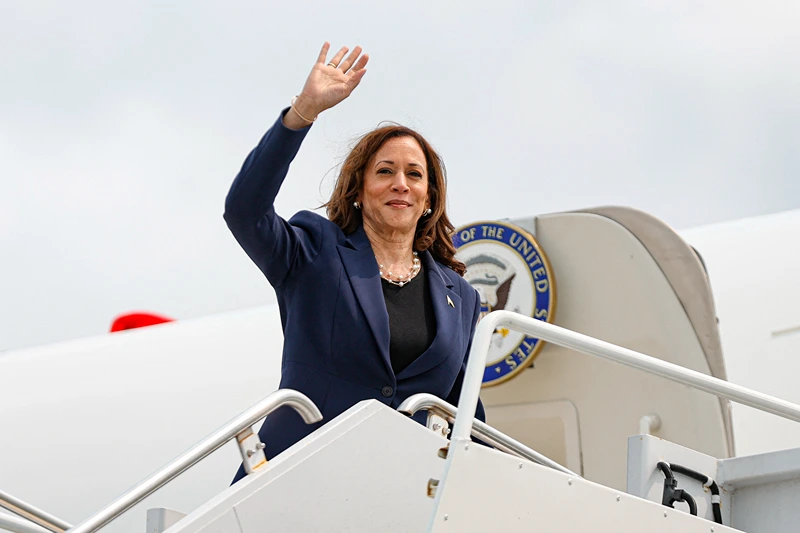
top-left (353, 201), bottom-right (361, 210)
top-left (424, 208), bottom-right (432, 216)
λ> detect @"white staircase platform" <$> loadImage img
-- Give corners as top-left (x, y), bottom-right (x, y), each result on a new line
top-left (429, 437), bottom-right (740, 532)
top-left (161, 400), bottom-right (743, 533)
top-left (164, 400), bottom-right (449, 533)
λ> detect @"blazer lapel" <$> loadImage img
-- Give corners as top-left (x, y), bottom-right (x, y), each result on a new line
top-left (397, 251), bottom-right (463, 380)
top-left (337, 226), bottom-right (393, 376)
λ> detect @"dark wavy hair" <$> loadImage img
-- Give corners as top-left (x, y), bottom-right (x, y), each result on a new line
top-left (324, 124), bottom-right (465, 276)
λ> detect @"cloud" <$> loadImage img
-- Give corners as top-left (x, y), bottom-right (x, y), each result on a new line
top-left (1, 1), bottom-right (799, 350)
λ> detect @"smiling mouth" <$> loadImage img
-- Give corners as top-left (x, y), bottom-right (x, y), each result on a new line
top-left (386, 201), bottom-right (411, 208)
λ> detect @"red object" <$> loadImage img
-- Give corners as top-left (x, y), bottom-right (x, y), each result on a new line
top-left (110, 312), bottom-right (175, 332)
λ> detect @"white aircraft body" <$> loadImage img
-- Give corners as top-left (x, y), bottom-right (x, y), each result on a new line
top-left (1, 206), bottom-right (799, 532)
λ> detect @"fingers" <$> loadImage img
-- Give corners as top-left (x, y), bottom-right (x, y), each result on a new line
top-left (326, 45), bottom-right (350, 68)
top-left (302, 42), bottom-right (368, 112)
top-left (315, 42), bottom-right (331, 65)
top-left (347, 56), bottom-right (369, 89)
top-left (337, 46), bottom-right (363, 72)
top-left (320, 44), bottom-right (367, 73)
top-left (349, 53), bottom-right (369, 73)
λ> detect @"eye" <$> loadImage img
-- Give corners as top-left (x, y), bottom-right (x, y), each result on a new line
top-left (377, 168), bottom-right (392, 175)
top-left (409, 170), bottom-right (424, 179)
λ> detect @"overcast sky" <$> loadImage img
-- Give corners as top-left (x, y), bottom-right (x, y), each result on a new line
top-left (1, 1), bottom-right (799, 352)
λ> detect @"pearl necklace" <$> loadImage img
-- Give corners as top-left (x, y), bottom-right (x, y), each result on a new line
top-left (378, 251), bottom-right (420, 287)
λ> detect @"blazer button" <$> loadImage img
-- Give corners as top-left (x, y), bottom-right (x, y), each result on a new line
top-left (381, 386), bottom-right (394, 398)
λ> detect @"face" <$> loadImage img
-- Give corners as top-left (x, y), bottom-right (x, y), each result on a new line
top-left (358, 136), bottom-right (430, 238)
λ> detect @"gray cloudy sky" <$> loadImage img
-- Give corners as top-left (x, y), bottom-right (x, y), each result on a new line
top-left (1, 1), bottom-right (799, 351)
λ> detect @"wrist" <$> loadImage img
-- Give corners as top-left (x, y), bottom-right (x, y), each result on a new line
top-left (292, 94), bottom-right (322, 123)
top-left (282, 95), bottom-right (320, 130)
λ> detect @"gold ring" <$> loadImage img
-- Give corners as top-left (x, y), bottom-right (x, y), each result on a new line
top-left (327, 62), bottom-right (338, 68)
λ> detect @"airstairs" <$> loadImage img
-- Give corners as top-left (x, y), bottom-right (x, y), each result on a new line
top-left (4, 311), bottom-right (800, 533)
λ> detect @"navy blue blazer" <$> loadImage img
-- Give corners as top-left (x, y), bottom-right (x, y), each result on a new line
top-left (225, 109), bottom-right (485, 483)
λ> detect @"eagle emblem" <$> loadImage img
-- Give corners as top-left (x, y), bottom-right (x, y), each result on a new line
top-left (453, 221), bottom-right (556, 386)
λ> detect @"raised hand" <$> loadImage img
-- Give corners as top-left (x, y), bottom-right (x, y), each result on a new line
top-left (286, 42), bottom-right (369, 128)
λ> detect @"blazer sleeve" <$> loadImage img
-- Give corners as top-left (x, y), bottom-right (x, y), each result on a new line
top-left (445, 292), bottom-right (487, 423)
top-left (223, 108), bottom-right (324, 288)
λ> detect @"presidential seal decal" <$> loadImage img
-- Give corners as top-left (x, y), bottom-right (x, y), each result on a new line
top-left (453, 221), bottom-right (556, 387)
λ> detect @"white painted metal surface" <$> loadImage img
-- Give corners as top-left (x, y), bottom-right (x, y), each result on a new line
top-left (719, 447), bottom-right (800, 488)
top-left (428, 439), bottom-right (741, 532)
top-left (165, 400), bottom-right (449, 533)
top-left (0, 512), bottom-right (50, 533)
top-left (485, 210), bottom-right (730, 490)
top-left (718, 448), bottom-right (800, 533)
top-left (454, 310), bottom-right (800, 446)
top-left (0, 491), bottom-right (70, 533)
top-left (0, 306), bottom-right (287, 533)
top-left (3, 208), bottom-right (800, 532)
top-left (628, 435), bottom-right (800, 532)
top-left (627, 435), bottom-right (728, 525)
top-left (484, 400), bottom-right (583, 474)
top-left (639, 414), bottom-right (661, 435)
top-left (145, 509), bottom-right (186, 533)
top-left (67, 389), bottom-right (321, 533)
top-left (730, 478), bottom-right (800, 533)
top-left (398, 393), bottom-right (578, 476)
top-left (683, 209), bottom-right (800, 457)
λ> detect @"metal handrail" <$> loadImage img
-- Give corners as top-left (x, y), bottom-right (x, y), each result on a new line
top-left (0, 506), bottom-right (60, 533)
top-left (65, 389), bottom-right (322, 533)
top-left (397, 393), bottom-right (578, 477)
top-left (451, 310), bottom-right (800, 444)
top-left (0, 490), bottom-right (72, 533)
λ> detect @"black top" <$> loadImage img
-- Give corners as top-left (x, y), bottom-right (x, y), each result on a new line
top-left (381, 262), bottom-right (437, 374)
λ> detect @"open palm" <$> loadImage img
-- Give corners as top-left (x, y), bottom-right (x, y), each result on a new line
top-left (297, 42), bottom-right (369, 115)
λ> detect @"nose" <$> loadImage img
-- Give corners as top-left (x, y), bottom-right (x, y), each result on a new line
top-left (390, 172), bottom-right (410, 193)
